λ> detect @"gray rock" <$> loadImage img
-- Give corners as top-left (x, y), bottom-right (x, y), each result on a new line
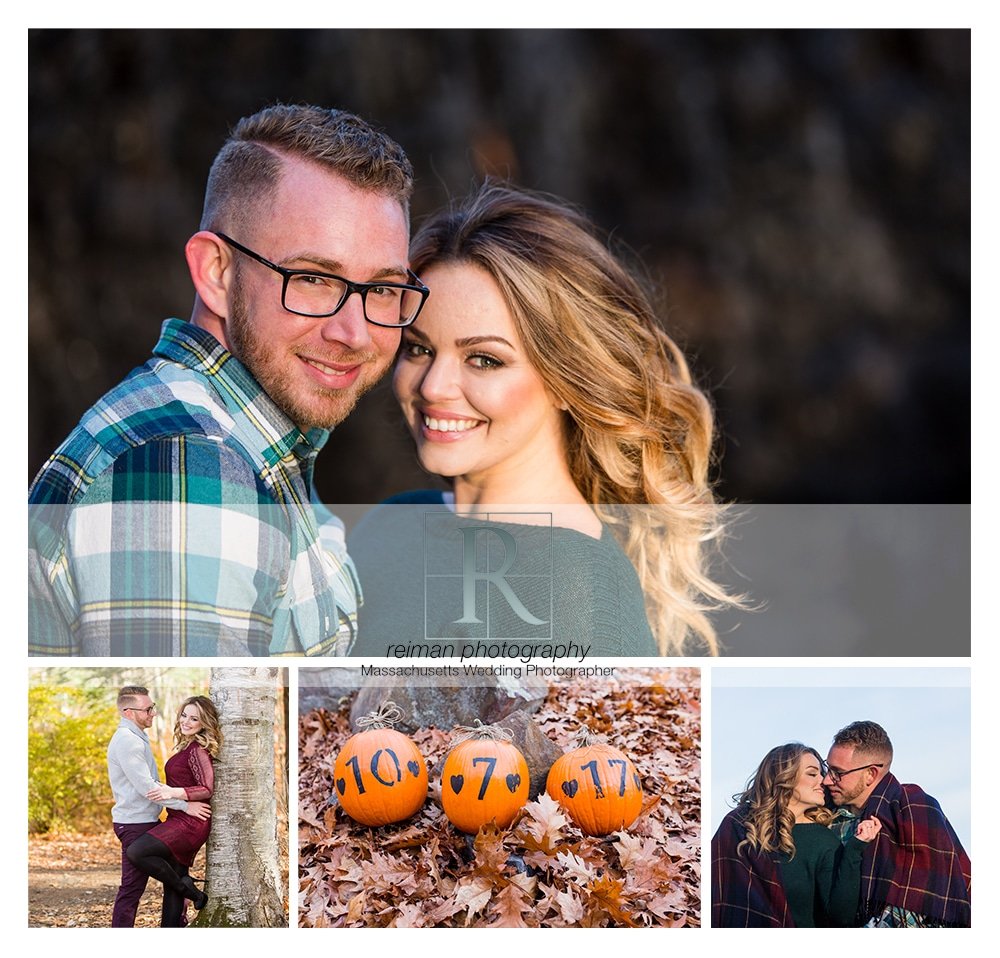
top-left (298, 667), bottom-right (363, 715)
top-left (350, 674), bottom-right (548, 733)
top-left (497, 710), bottom-right (563, 800)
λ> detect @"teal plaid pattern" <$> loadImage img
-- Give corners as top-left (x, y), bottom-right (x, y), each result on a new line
top-left (29, 319), bottom-right (360, 656)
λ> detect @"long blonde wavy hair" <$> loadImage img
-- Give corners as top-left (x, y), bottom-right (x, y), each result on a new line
top-left (173, 695), bottom-right (223, 758)
top-left (408, 181), bottom-right (737, 654)
top-left (734, 743), bottom-right (833, 859)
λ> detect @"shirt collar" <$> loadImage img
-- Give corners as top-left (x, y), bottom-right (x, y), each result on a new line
top-left (153, 319), bottom-right (330, 467)
top-left (118, 716), bottom-right (148, 739)
top-left (831, 805), bottom-right (859, 823)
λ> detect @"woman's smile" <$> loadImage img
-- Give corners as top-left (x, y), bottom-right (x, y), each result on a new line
top-left (419, 408), bottom-right (486, 439)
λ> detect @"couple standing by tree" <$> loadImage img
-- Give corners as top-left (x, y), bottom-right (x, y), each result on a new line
top-left (108, 685), bottom-right (220, 927)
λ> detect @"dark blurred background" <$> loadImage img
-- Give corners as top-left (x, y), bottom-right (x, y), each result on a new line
top-left (28, 29), bottom-right (970, 504)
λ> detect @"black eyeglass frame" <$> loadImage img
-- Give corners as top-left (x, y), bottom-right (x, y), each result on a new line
top-left (822, 761), bottom-right (884, 783)
top-left (123, 704), bottom-right (157, 715)
top-left (213, 231), bottom-right (429, 328)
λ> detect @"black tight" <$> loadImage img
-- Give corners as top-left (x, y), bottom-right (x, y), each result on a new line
top-left (161, 863), bottom-right (191, 928)
top-left (125, 833), bottom-right (198, 927)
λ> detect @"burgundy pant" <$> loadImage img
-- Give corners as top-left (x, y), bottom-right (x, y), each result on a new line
top-left (112, 821), bottom-right (158, 927)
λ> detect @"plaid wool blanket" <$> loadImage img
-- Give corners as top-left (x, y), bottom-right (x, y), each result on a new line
top-left (711, 808), bottom-right (792, 927)
top-left (859, 773), bottom-right (971, 926)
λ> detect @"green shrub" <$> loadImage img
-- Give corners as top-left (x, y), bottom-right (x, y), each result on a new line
top-left (28, 685), bottom-right (114, 833)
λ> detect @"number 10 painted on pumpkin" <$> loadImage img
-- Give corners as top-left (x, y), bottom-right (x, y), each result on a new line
top-left (333, 719), bottom-right (429, 827)
top-left (345, 748), bottom-right (405, 793)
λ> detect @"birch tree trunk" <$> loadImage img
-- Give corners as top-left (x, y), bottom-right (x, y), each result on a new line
top-left (196, 667), bottom-right (284, 927)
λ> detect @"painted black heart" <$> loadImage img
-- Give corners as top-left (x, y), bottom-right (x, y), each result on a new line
top-left (562, 779), bottom-right (579, 798)
top-left (450, 774), bottom-right (465, 794)
top-left (336, 777), bottom-right (346, 796)
top-left (505, 774), bottom-right (521, 793)
top-left (407, 761), bottom-right (420, 777)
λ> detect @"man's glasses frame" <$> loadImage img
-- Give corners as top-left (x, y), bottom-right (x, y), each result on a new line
top-left (124, 704), bottom-right (157, 716)
top-left (213, 231), bottom-right (429, 328)
top-left (822, 761), bottom-right (884, 783)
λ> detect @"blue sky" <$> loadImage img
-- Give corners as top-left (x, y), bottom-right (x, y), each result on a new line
top-left (709, 667), bottom-right (971, 853)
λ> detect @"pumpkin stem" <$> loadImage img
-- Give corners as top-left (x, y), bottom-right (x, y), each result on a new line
top-left (357, 700), bottom-right (405, 731)
top-left (452, 719), bottom-right (515, 744)
top-left (574, 727), bottom-right (605, 748)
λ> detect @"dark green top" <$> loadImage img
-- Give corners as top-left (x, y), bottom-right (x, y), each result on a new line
top-left (347, 491), bottom-right (658, 656)
top-left (780, 823), bottom-right (864, 927)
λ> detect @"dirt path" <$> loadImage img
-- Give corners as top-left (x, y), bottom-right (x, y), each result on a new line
top-left (29, 833), bottom-right (204, 928)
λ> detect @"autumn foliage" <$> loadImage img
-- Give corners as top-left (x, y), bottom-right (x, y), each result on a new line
top-left (299, 668), bottom-right (700, 927)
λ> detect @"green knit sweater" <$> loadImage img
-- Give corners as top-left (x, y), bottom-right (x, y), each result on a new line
top-left (780, 823), bottom-right (865, 927)
top-left (347, 491), bottom-right (658, 656)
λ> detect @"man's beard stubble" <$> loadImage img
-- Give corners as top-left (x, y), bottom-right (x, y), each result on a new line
top-left (227, 271), bottom-right (385, 432)
top-left (829, 777), bottom-right (867, 808)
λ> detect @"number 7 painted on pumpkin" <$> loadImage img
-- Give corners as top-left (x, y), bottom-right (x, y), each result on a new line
top-left (473, 756), bottom-right (497, 800)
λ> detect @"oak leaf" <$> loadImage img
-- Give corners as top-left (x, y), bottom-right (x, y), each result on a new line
top-left (488, 883), bottom-right (534, 927)
top-left (452, 875), bottom-right (493, 926)
top-left (585, 874), bottom-right (641, 928)
top-left (345, 890), bottom-right (367, 925)
top-left (555, 887), bottom-right (586, 924)
top-left (520, 793), bottom-right (568, 847)
top-left (554, 849), bottom-right (592, 882)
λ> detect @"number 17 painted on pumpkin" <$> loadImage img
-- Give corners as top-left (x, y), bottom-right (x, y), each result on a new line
top-left (581, 758), bottom-right (629, 798)
top-left (546, 742), bottom-right (643, 837)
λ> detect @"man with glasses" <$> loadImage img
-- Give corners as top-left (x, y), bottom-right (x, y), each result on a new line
top-left (108, 685), bottom-right (212, 926)
top-left (824, 720), bottom-right (971, 927)
top-left (29, 103), bottom-right (426, 656)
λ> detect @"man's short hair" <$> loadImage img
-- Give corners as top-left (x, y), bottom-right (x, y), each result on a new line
top-left (199, 102), bottom-right (414, 237)
top-left (832, 720), bottom-right (894, 764)
top-left (117, 685), bottom-right (149, 709)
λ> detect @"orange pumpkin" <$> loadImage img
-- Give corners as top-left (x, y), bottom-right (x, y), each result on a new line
top-left (546, 733), bottom-right (643, 836)
top-left (333, 702), bottom-right (427, 826)
top-left (441, 722), bottom-right (529, 834)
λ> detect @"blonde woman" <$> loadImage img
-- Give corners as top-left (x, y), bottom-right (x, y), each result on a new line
top-left (127, 696), bottom-right (221, 926)
top-left (350, 181), bottom-right (736, 656)
top-left (711, 743), bottom-right (881, 927)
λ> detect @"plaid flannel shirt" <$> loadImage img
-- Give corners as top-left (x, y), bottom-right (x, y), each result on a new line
top-left (29, 319), bottom-right (360, 656)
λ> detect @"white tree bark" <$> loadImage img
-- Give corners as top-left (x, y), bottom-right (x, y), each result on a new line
top-left (196, 667), bottom-right (284, 927)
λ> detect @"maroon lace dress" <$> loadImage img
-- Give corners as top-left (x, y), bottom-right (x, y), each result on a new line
top-left (148, 742), bottom-right (214, 867)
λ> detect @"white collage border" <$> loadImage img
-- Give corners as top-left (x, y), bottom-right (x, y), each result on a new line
top-left (12, 2), bottom-right (995, 951)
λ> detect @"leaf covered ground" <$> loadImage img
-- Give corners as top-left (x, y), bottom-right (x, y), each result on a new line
top-left (28, 832), bottom-right (206, 927)
top-left (299, 667), bottom-right (700, 928)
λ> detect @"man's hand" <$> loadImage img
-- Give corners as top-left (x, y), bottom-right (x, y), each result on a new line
top-left (855, 817), bottom-right (882, 843)
top-left (186, 800), bottom-right (212, 821)
top-left (146, 784), bottom-right (185, 802)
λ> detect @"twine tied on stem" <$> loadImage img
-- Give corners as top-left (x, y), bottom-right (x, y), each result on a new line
top-left (357, 700), bottom-right (405, 731)
top-left (452, 719), bottom-right (514, 744)
top-left (573, 727), bottom-right (606, 748)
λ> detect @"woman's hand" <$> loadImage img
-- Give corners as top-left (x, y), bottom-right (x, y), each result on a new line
top-left (186, 801), bottom-right (212, 821)
top-left (855, 817), bottom-right (882, 843)
top-left (146, 784), bottom-right (185, 801)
